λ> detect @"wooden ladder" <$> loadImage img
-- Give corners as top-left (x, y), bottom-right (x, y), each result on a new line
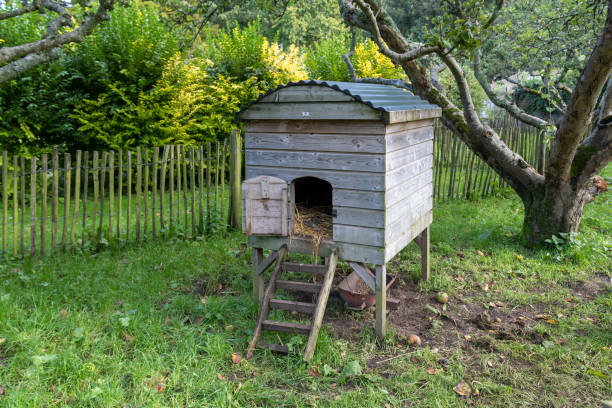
top-left (246, 246), bottom-right (338, 361)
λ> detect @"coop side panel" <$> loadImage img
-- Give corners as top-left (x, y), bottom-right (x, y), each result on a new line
top-left (383, 124), bottom-right (434, 262)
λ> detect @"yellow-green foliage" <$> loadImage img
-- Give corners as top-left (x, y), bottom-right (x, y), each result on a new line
top-left (262, 39), bottom-right (308, 85)
top-left (352, 39), bottom-right (408, 80)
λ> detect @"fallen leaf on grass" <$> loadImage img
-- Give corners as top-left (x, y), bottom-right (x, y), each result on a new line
top-left (59, 309), bottom-right (68, 317)
top-left (123, 334), bottom-right (135, 342)
top-left (231, 353), bottom-right (241, 364)
top-left (481, 283), bottom-right (489, 292)
top-left (453, 380), bottom-right (471, 397)
top-left (0, 338), bottom-right (5, 345)
top-left (0, 385), bottom-right (4, 395)
top-left (535, 314), bottom-right (550, 320)
top-left (545, 319), bottom-right (559, 325)
top-left (476, 250), bottom-right (485, 257)
top-left (411, 357), bottom-right (419, 363)
top-left (217, 373), bottom-right (225, 381)
top-left (156, 384), bottom-right (165, 393)
top-left (486, 361), bottom-right (494, 368)
top-left (426, 367), bottom-right (436, 375)
top-left (309, 367), bottom-right (320, 377)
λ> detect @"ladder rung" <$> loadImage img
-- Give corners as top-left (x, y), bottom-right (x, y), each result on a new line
top-left (258, 342), bottom-right (289, 354)
top-left (282, 262), bottom-right (326, 276)
top-left (262, 320), bottom-right (310, 335)
top-left (270, 299), bottom-right (316, 314)
top-left (276, 280), bottom-right (322, 293)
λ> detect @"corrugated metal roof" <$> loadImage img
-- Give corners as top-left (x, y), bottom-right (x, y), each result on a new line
top-left (236, 80), bottom-right (439, 120)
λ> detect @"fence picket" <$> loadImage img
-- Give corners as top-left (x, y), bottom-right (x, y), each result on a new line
top-left (117, 150), bottom-right (122, 238)
top-left (198, 146), bottom-right (204, 233)
top-left (71, 151), bottom-right (81, 244)
top-left (215, 141), bottom-right (220, 212)
top-left (30, 157), bottom-right (36, 257)
top-left (108, 151), bottom-right (114, 240)
top-left (126, 150), bottom-right (132, 241)
top-left (159, 146), bottom-right (169, 231)
top-left (20, 157), bottom-right (25, 257)
top-left (152, 147), bottom-right (159, 237)
top-left (52, 150), bottom-right (58, 252)
top-left (41, 154), bottom-right (47, 257)
top-left (136, 147), bottom-right (142, 241)
top-left (144, 148), bottom-right (149, 235)
top-left (62, 153), bottom-right (71, 251)
top-left (82, 151), bottom-right (89, 249)
top-left (92, 151), bottom-right (99, 242)
top-left (12, 157), bottom-right (18, 257)
top-left (2, 151), bottom-right (7, 255)
top-left (206, 143), bottom-right (211, 230)
top-left (97, 152), bottom-right (107, 249)
top-left (182, 146), bottom-right (188, 229)
top-left (220, 139), bottom-right (227, 221)
top-left (190, 146), bottom-right (196, 238)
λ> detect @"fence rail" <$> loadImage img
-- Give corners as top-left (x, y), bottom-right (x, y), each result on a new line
top-left (0, 140), bottom-right (236, 258)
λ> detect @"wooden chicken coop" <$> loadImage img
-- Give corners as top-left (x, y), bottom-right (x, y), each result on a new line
top-left (236, 80), bottom-right (441, 360)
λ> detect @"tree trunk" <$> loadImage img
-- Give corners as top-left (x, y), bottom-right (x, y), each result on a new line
top-left (521, 183), bottom-right (594, 246)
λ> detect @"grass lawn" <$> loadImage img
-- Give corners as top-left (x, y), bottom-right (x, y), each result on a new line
top-left (0, 171), bottom-right (610, 407)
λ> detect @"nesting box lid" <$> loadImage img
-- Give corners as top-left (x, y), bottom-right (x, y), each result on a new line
top-left (236, 80), bottom-right (441, 124)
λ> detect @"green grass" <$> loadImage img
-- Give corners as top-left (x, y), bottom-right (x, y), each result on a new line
top-left (0, 171), bottom-right (610, 407)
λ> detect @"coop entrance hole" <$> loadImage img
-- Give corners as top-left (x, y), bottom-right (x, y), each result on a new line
top-left (291, 177), bottom-right (333, 242)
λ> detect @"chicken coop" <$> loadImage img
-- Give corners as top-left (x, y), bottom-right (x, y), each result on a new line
top-left (236, 80), bottom-right (441, 360)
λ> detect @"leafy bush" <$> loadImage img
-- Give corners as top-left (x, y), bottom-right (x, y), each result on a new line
top-left (439, 65), bottom-right (488, 115)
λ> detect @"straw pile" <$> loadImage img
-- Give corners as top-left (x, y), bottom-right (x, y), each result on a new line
top-left (290, 205), bottom-right (332, 259)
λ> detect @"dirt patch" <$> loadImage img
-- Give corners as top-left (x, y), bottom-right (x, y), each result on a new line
top-left (324, 275), bottom-right (609, 351)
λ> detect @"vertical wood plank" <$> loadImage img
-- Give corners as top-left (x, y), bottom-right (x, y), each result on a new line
top-left (108, 151), bottom-right (114, 241)
top-left (375, 264), bottom-right (387, 340)
top-left (143, 148), bottom-right (149, 235)
top-left (62, 153), bottom-right (71, 251)
top-left (52, 150), bottom-right (58, 252)
top-left (198, 146), bottom-right (204, 233)
top-left (228, 129), bottom-right (242, 229)
top-left (152, 147), bottom-right (159, 237)
top-left (136, 147), bottom-right (142, 241)
top-left (176, 145), bottom-right (181, 227)
top-left (2, 151), bottom-right (7, 255)
top-left (117, 150), bottom-right (122, 238)
top-left (71, 151), bottom-right (81, 244)
top-left (40, 154), bottom-right (47, 257)
top-left (169, 145), bottom-right (174, 229)
top-left (126, 150), bottom-right (132, 241)
top-left (81, 151), bottom-right (89, 249)
top-left (421, 226), bottom-right (430, 281)
top-left (220, 139), bottom-right (227, 222)
top-left (20, 157), bottom-right (25, 257)
top-left (12, 157), bottom-right (18, 257)
top-left (182, 145), bottom-right (188, 229)
top-left (29, 157), bottom-right (36, 257)
top-left (97, 152), bottom-right (107, 249)
top-left (190, 146), bottom-right (196, 237)
top-left (215, 141), bottom-right (220, 212)
top-left (92, 151), bottom-right (99, 242)
top-left (206, 143), bottom-right (211, 230)
top-left (159, 146), bottom-right (169, 231)
top-left (252, 247), bottom-right (264, 302)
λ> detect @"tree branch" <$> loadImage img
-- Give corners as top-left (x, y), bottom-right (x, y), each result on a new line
top-left (547, 1), bottom-right (612, 186)
top-left (0, 1), bottom-right (40, 20)
top-left (0, 0), bottom-right (117, 84)
top-left (473, 50), bottom-right (549, 130)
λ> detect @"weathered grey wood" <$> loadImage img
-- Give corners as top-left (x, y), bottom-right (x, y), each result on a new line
top-left (245, 132), bottom-right (386, 154)
top-left (385, 142), bottom-right (433, 171)
top-left (385, 200), bottom-right (431, 243)
top-left (334, 189), bottom-right (385, 210)
top-left (385, 119), bottom-right (435, 134)
top-left (259, 86), bottom-right (356, 103)
top-left (385, 168), bottom-right (433, 208)
top-left (276, 280), bottom-right (322, 293)
top-left (384, 211), bottom-right (433, 263)
top-left (248, 235), bottom-right (385, 265)
top-left (375, 264), bottom-right (387, 340)
top-left (241, 102), bottom-right (382, 121)
top-left (242, 175), bottom-right (288, 236)
top-left (282, 262), bottom-right (326, 276)
top-left (247, 167), bottom-right (384, 191)
top-left (385, 108), bottom-right (442, 124)
top-left (245, 120), bottom-right (386, 135)
top-left (246, 245), bottom-right (288, 359)
top-left (334, 207), bottom-right (384, 228)
top-left (255, 249), bottom-right (278, 275)
top-left (252, 247), bottom-right (264, 302)
top-left (29, 157), bottom-right (36, 256)
top-left (386, 184), bottom-right (433, 226)
top-left (269, 299), bottom-right (315, 314)
top-left (348, 262), bottom-right (376, 292)
top-left (420, 226), bottom-right (430, 281)
top-left (262, 320), bottom-right (310, 335)
top-left (385, 155), bottom-right (433, 190)
top-left (246, 150), bottom-right (385, 172)
top-left (258, 342), bottom-right (289, 354)
top-left (334, 224), bottom-right (384, 247)
top-left (304, 250), bottom-right (338, 361)
top-left (385, 127), bottom-right (434, 153)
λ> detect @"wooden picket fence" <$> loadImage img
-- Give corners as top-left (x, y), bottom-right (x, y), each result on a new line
top-left (0, 135), bottom-right (244, 258)
top-left (433, 118), bottom-right (545, 201)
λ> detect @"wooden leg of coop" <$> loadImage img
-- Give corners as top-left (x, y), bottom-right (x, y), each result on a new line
top-left (375, 264), bottom-right (387, 341)
top-left (252, 247), bottom-right (264, 302)
top-left (421, 226), bottom-right (430, 281)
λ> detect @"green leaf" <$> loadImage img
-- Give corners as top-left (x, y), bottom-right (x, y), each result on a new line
top-left (339, 360), bottom-right (362, 383)
top-left (73, 327), bottom-right (85, 342)
top-left (32, 354), bottom-right (58, 365)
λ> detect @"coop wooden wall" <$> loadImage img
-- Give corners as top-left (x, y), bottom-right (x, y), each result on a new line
top-left (244, 119), bottom-right (387, 264)
top-left (384, 120), bottom-right (434, 262)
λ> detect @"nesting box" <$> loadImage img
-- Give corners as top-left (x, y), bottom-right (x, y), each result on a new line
top-left (237, 80), bottom-right (441, 266)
